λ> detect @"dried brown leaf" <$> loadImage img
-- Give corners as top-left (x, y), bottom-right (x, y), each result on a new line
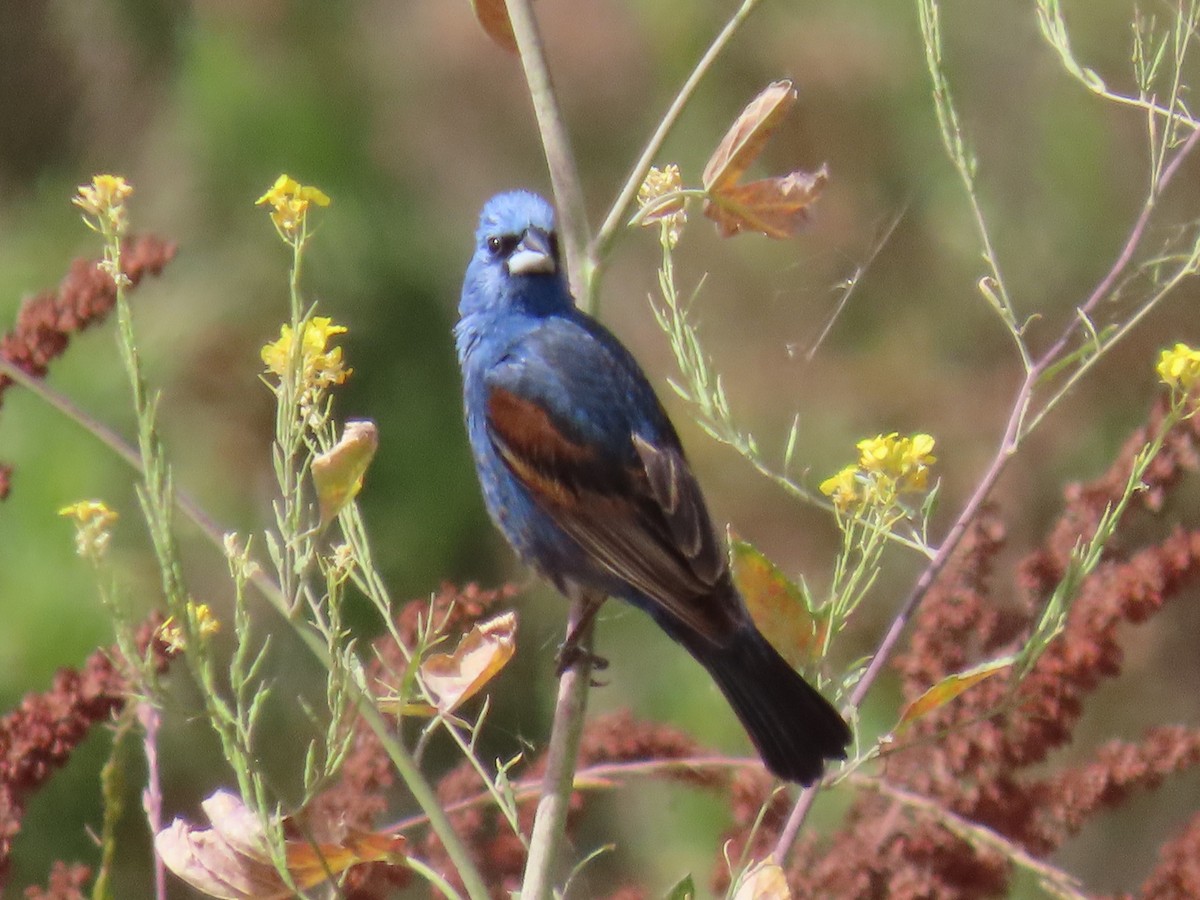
top-left (702, 80), bottom-right (797, 192)
top-left (394, 611), bottom-right (517, 717)
top-left (703, 168), bottom-right (828, 239)
top-left (733, 860), bottom-right (791, 900)
top-left (470, 0), bottom-right (517, 53)
top-left (155, 790), bottom-right (405, 899)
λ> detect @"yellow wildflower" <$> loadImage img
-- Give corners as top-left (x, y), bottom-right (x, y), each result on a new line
top-left (819, 464), bottom-right (861, 513)
top-left (73, 175), bottom-right (134, 236)
top-left (59, 500), bottom-right (119, 559)
top-left (898, 433), bottom-right (936, 492)
top-left (158, 602), bottom-right (220, 654)
top-left (823, 431), bottom-right (937, 521)
top-left (856, 433), bottom-right (936, 494)
top-left (856, 433), bottom-right (901, 474)
top-left (193, 602), bottom-right (221, 640)
top-left (1156, 343), bottom-right (1200, 395)
top-left (59, 499), bottom-right (119, 526)
top-left (261, 316), bottom-right (351, 388)
top-left (256, 174), bottom-right (330, 242)
top-left (637, 164), bottom-right (687, 247)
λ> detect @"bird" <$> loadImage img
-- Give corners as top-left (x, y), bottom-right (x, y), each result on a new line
top-left (455, 190), bottom-right (851, 784)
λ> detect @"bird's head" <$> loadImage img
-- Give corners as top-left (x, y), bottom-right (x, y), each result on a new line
top-left (460, 191), bottom-right (571, 319)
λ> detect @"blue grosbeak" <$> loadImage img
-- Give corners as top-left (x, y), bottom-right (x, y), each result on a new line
top-left (455, 191), bottom-right (850, 784)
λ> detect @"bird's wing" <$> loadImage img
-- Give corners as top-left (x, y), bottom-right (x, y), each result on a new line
top-left (484, 320), bottom-right (737, 645)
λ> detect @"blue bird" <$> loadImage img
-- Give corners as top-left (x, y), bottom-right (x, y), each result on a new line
top-left (455, 190), bottom-right (851, 784)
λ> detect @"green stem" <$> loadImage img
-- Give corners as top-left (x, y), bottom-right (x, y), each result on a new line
top-left (0, 366), bottom-right (494, 900)
top-left (591, 0), bottom-right (765, 286)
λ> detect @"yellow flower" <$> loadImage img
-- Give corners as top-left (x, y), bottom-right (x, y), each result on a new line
top-left (157, 602), bottom-right (220, 654)
top-left (73, 175), bottom-right (134, 236)
top-left (637, 164), bottom-right (686, 247)
top-left (856, 433), bottom-right (901, 474)
top-left (59, 500), bottom-right (119, 559)
top-left (820, 464), bottom-right (861, 513)
top-left (898, 433), bottom-right (936, 492)
top-left (1156, 343), bottom-right (1200, 395)
top-left (58, 499), bottom-right (119, 526)
top-left (193, 602), bottom-right (221, 640)
top-left (256, 174), bottom-right (330, 242)
top-left (261, 316), bottom-right (351, 388)
top-left (856, 433), bottom-right (936, 494)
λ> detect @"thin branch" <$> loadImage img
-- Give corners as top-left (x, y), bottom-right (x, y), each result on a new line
top-left (387, 753), bottom-right (761, 835)
top-left (851, 775), bottom-right (1089, 900)
top-left (1028, 124), bottom-right (1200, 397)
top-left (773, 2), bottom-right (1200, 861)
top-left (0, 356), bottom-right (494, 900)
top-left (504, 0), bottom-right (591, 303)
top-left (590, 0), bottom-right (765, 296)
top-left (520, 597), bottom-right (598, 900)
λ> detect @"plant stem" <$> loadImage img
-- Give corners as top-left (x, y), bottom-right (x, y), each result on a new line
top-left (501, 2), bottom-right (611, 893)
top-left (520, 595), bottom-right (597, 900)
top-left (504, 0), bottom-right (591, 304)
top-left (851, 775), bottom-right (1088, 899)
top-left (591, 0), bottom-right (764, 294)
top-left (0, 355), bottom-right (494, 900)
top-left (772, 2), bottom-right (1200, 862)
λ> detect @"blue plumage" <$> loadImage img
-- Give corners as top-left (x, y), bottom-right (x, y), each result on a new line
top-left (455, 191), bottom-right (850, 783)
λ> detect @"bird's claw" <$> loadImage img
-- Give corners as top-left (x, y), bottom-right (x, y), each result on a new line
top-left (554, 643), bottom-right (609, 677)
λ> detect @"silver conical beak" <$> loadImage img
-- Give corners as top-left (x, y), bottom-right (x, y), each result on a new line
top-left (506, 228), bottom-right (557, 275)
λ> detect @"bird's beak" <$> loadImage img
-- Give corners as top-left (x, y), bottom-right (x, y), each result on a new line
top-left (506, 227), bottom-right (557, 276)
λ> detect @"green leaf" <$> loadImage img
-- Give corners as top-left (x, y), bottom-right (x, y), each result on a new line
top-left (896, 655), bottom-right (1015, 730)
top-left (730, 537), bottom-right (826, 669)
top-left (312, 420), bottom-right (378, 526)
top-left (664, 874), bottom-right (697, 900)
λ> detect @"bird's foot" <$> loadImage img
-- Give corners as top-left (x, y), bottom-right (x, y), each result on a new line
top-left (554, 642), bottom-right (609, 677)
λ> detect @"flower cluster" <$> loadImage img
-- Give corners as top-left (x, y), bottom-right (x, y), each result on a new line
top-left (73, 175), bottom-right (133, 238)
top-left (820, 432), bottom-right (937, 514)
top-left (637, 164), bottom-right (687, 248)
top-left (256, 174), bottom-right (330, 243)
top-left (261, 316), bottom-right (351, 389)
top-left (58, 499), bottom-right (119, 561)
top-left (1157, 342), bottom-right (1200, 399)
top-left (158, 602), bottom-right (220, 654)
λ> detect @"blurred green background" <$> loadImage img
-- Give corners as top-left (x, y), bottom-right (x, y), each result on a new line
top-left (1, 0), bottom-right (1198, 896)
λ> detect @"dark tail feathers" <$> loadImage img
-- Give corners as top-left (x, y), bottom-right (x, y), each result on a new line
top-left (696, 626), bottom-right (851, 785)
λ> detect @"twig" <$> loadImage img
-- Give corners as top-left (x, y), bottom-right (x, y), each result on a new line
top-left (388, 753), bottom-right (761, 834)
top-left (1021, 124), bottom-right (1200, 435)
top-left (0, 356), bottom-right (494, 900)
top-left (138, 704), bottom-right (167, 900)
top-left (504, 0), bottom-right (591, 302)
top-left (773, 5), bottom-right (1200, 862)
top-left (500, 1), bottom-right (615, 892)
top-left (590, 0), bottom-right (765, 299)
top-left (520, 597), bottom-right (597, 900)
top-left (850, 775), bottom-right (1089, 900)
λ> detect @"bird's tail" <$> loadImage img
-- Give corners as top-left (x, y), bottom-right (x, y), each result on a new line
top-left (688, 624), bottom-right (851, 785)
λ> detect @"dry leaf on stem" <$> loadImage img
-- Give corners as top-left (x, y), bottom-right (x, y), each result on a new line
top-left (155, 789), bottom-right (405, 899)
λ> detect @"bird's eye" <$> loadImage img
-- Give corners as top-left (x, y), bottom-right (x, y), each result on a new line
top-left (486, 234), bottom-right (519, 258)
